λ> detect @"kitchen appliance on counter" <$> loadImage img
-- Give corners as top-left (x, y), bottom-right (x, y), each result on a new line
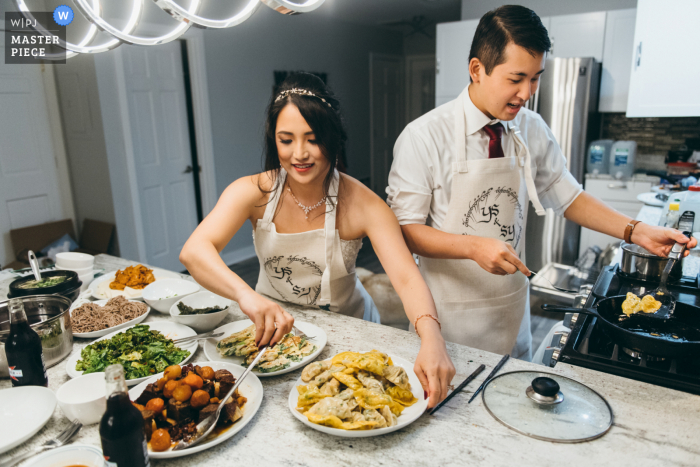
top-left (541, 265), bottom-right (700, 395)
top-left (525, 57), bottom-right (601, 272)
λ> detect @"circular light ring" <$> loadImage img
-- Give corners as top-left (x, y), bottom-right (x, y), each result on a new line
top-left (260, 0), bottom-right (325, 15)
top-left (72, 0), bottom-right (200, 46)
top-left (153, 0), bottom-right (259, 29)
top-left (14, 0), bottom-right (98, 59)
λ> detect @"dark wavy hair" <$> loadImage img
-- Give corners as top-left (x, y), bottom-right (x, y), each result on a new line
top-left (259, 72), bottom-right (347, 212)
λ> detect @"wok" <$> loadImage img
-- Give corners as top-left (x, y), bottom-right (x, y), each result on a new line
top-left (542, 296), bottom-right (700, 358)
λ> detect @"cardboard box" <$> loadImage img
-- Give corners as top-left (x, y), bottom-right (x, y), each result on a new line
top-left (4, 219), bottom-right (114, 270)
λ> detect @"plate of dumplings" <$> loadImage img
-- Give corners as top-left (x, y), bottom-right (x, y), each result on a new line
top-left (288, 350), bottom-right (428, 437)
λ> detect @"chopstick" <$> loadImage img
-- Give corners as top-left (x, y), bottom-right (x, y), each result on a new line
top-left (467, 354), bottom-right (510, 404)
top-left (430, 364), bottom-right (485, 415)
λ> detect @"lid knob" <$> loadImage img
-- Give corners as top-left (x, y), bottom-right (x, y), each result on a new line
top-left (532, 377), bottom-right (560, 397)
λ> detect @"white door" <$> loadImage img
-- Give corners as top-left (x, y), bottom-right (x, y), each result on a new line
top-left (549, 12), bottom-right (606, 62)
top-left (627, 0), bottom-right (700, 117)
top-left (599, 9), bottom-right (636, 112)
top-left (370, 54), bottom-right (403, 199)
top-left (0, 35), bottom-right (72, 267)
top-left (120, 42), bottom-right (199, 271)
top-left (435, 20), bottom-right (478, 103)
top-left (405, 54), bottom-right (436, 124)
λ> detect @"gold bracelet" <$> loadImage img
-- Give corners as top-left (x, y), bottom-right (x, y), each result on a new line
top-left (414, 314), bottom-right (441, 337)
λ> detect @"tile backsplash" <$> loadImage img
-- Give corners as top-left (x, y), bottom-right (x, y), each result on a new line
top-left (601, 113), bottom-right (700, 156)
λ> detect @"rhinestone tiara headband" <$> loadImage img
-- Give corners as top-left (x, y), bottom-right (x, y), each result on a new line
top-left (275, 88), bottom-right (332, 108)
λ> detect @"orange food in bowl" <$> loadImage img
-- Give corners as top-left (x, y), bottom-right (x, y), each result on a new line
top-left (172, 384), bottom-right (192, 402)
top-left (163, 380), bottom-right (181, 398)
top-left (145, 398), bottom-right (165, 412)
top-left (150, 428), bottom-right (171, 452)
top-left (190, 389), bottom-right (210, 408)
top-left (183, 373), bottom-right (203, 390)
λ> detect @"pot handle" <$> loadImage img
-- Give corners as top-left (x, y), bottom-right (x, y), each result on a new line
top-left (541, 304), bottom-right (599, 317)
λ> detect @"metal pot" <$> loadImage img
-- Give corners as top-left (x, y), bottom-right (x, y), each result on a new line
top-left (0, 295), bottom-right (74, 378)
top-left (619, 242), bottom-right (683, 282)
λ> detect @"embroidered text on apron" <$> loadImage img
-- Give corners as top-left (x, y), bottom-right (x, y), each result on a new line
top-left (253, 169), bottom-right (379, 321)
top-left (416, 88), bottom-right (545, 359)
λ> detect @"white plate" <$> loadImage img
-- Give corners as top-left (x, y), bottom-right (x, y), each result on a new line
top-left (22, 444), bottom-right (105, 467)
top-left (203, 319), bottom-right (326, 377)
top-left (0, 387), bottom-right (56, 454)
top-left (288, 353), bottom-right (428, 437)
top-left (65, 321), bottom-right (198, 386)
top-left (128, 361), bottom-right (263, 459)
top-left (637, 192), bottom-right (666, 207)
top-left (70, 298), bottom-right (151, 339)
top-left (87, 268), bottom-right (182, 301)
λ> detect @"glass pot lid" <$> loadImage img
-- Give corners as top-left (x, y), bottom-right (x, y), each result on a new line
top-left (482, 371), bottom-right (613, 443)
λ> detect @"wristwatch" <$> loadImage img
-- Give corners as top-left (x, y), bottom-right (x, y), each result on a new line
top-left (624, 220), bottom-right (641, 244)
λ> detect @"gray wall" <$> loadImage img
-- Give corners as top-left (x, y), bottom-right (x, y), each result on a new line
top-left (461, 0), bottom-right (637, 20)
top-left (203, 7), bottom-right (403, 258)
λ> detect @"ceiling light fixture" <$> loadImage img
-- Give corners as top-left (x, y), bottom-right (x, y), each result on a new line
top-left (259, 0), bottom-right (326, 15)
top-left (153, 0), bottom-right (260, 29)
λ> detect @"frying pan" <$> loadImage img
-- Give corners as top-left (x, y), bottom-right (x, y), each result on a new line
top-left (542, 296), bottom-right (700, 358)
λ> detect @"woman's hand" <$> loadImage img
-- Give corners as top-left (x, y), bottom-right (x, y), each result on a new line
top-left (237, 290), bottom-right (294, 347)
top-left (413, 321), bottom-right (456, 408)
top-left (632, 223), bottom-right (698, 257)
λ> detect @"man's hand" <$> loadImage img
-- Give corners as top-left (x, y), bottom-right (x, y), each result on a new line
top-left (467, 237), bottom-right (531, 276)
top-left (631, 223), bottom-right (698, 257)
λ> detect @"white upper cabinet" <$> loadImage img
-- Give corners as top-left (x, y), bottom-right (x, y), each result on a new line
top-left (626, 0), bottom-right (700, 117)
top-left (599, 9), bottom-right (637, 112)
top-left (436, 19), bottom-right (478, 104)
top-left (548, 12), bottom-right (606, 61)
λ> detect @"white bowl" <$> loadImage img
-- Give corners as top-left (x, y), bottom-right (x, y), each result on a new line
top-left (170, 291), bottom-right (231, 332)
top-left (78, 271), bottom-right (95, 292)
top-left (56, 372), bottom-right (106, 425)
top-left (23, 444), bottom-right (104, 467)
top-left (56, 264), bottom-right (93, 276)
top-left (56, 252), bottom-right (94, 269)
top-left (142, 278), bottom-right (200, 313)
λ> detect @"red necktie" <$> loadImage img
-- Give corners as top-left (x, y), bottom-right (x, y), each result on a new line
top-left (483, 123), bottom-right (505, 159)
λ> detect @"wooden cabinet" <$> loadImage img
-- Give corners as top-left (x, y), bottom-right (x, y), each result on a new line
top-left (599, 9), bottom-right (637, 112)
top-left (626, 0), bottom-right (700, 117)
top-left (435, 19), bottom-right (478, 104)
top-left (548, 12), bottom-right (606, 62)
top-left (578, 177), bottom-right (655, 256)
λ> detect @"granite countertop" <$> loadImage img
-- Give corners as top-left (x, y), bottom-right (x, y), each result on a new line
top-left (1, 255), bottom-right (700, 466)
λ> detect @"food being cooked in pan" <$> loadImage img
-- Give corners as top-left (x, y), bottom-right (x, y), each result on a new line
top-left (110, 264), bottom-right (156, 290)
top-left (296, 350), bottom-right (418, 430)
top-left (621, 292), bottom-right (662, 316)
top-left (132, 363), bottom-right (247, 452)
top-left (216, 324), bottom-right (316, 373)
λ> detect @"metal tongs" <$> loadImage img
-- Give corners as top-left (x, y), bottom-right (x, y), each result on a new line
top-left (638, 211), bottom-right (695, 321)
top-left (172, 345), bottom-right (268, 451)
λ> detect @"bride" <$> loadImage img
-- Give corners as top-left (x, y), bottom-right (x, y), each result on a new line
top-left (180, 72), bottom-right (455, 407)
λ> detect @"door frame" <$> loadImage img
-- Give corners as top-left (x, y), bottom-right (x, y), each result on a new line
top-left (369, 52), bottom-right (404, 198)
top-left (94, 28), bottom-right (216, 264)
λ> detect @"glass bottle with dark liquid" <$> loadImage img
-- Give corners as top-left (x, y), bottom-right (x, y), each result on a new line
top-left (5, 298), bottom-right (48, 387)
top-left (99, 364), bottom-right (151, 467)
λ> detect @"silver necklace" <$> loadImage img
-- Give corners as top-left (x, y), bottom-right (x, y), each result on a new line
top-left (287, 187), bottom-right (326, 219)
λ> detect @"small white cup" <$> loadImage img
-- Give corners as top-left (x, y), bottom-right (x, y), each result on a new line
top-left (56, 372), bottom-right (106, 425)
top-left (56, 264), bottom-right (94, 276)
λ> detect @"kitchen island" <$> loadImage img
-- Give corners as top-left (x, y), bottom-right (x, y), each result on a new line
top-left (1, 255), bottom-right (699, 467)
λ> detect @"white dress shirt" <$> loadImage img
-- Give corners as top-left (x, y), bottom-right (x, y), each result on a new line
top-left (387, 86), bottom-right (583, 229)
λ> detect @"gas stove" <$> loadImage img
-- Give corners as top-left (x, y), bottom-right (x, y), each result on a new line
top-left (543, 265), bottom-right (700, 395)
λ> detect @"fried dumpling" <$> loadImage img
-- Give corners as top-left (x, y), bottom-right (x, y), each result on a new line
top-left (309, 369), bottom-right (333, 388)
top-left (385, 385), bottom-right (418, 406)
top-left (320, 378), bottom-right (341, 396)
top-left (337, 388), bottom-right (355, 401)
top-left (380, 405), bottom-right (398, 427)
top-left (307, 397), bottom-right (353, 419)
top-left (332, 372), bottom-right (363, 390)
top-left (301, 360), bottom-right (331, 382)
top-left (353, 388), bottom-right (394, 411)
top-left (345, 353), bottom-right (386, 376)
top-left (362, 408), bottom-right (387, 429)
top-left (383, 365), bottom-right (410, 390)
top-left (297, 386), bottom-right (329, 409)
top-left (331, 351), bottom-right (362, 366)
top-left (357, 371), bottom-right (384, 393)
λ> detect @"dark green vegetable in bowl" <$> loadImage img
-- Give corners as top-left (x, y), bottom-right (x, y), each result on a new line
top-left (176, 301), bottom-right (226, 315)
top-left (75, 324), bottom-right (190, 379)
top-left (18, 276), bottom-right (68, 289)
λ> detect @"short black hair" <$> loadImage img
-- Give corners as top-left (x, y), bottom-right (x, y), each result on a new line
top-left (469, 5), bottom-right (551, 79)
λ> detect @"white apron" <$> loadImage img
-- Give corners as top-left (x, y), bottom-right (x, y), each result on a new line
top-left (416, 89), bottom-right (545, 360)
top-left (253, 169), bottom-right (380, 322)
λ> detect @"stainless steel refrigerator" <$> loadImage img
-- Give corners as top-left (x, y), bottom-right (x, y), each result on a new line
top-left (525, 56), bottom-right (601, 272)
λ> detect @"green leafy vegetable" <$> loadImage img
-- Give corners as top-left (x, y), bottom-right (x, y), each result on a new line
top-left (75, 324), bottom-right (190, 379)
